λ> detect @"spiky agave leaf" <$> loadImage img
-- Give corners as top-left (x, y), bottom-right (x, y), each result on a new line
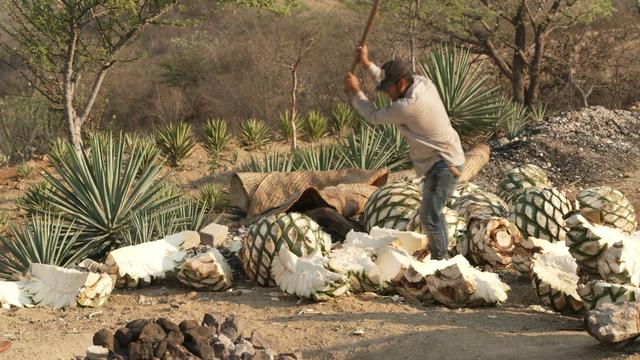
top-left (240, 118), bottom-right (271, 149)
top-left (276, 111), bottom-right (303, 142)
top-left (362, 181), bottom-right (422, 231)
top-left (419, 45), bottom-right (502, 135)
top-left (16, 181), bottom-right (57, 216)
top-left (42, 135), bottom-right (179, 254)
top-left (0, 215), bottom-right (94, 280)
top-left (202, 118), bottom-right (233, 156)
top-left (530, 248), bottom-right (583, 314)
top-left (498, 99), bottom-right (531, 140)
top-left (303, 110), bottom-right (329, 142)
top-left (331, 102), bottom-right (354, 136)
top-left (272, 247), bottom-right (348, 302)
top-left (292, 144), bottom-right (345, 171)
top-left (239, 213), bottom-right (332, 287)
top-left (155, 122), bottom-right (197, 167)
top-left (577, 186), bottom-right (637, 235)
top-left (177, 248), bottom-right (233, 291)
top-left (240, 150), bottom-right (295, 173)
top-left (578, 280), bottom-right (640, 311)
top-left (338, 123), bottom-right (409, 171)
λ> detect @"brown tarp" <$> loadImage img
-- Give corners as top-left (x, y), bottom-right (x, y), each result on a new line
top-left (229, 169), bottom-right (389, 221)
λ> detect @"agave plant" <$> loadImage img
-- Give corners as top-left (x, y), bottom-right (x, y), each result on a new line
top-left (293, 144), bottom-right (345, 171)
top-left (379, 124), bottom-right (412, 170)
top-left (499, 100), bottom-right (531, 139)
top-left (155, 121), bottom-right (197, 167)
top-left (240, 150), bottom-right (294, 172)
top-left (276, 111), bottom-right (303, 142)
top-left (42, 134), bottom-right (179, 254)
top-left (0, 215), bottom-right (94, 279)
top-left (16, 164), bottom-right (35, 179)
top-left (331, 103), bottom-right (354, 136)
top-left (198, 183), bottom-right (228, 211)
top-left (420, 45), bottom-right (503, 135)
top-left (17, 181), bottom-right (57, 216)
top-left (528, 103), bottom-right (548, 123)
top-left (338, 124), bottom-right (407, 170)
top-left (48, 138), bottom-right (71, 165)
top-left (121, 197), bottom-right (210, 246)
top-left (240, 118), bottom-right (271, 149)
top-left (303, 111), bottom-right (329, 142)
top-left (125, 133), bottom-right (162, 175)
top-left (202, 118), bottom-right (233, 156)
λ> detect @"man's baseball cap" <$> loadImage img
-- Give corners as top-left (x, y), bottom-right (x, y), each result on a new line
top-left (376, 59), bottom-right (411, 92)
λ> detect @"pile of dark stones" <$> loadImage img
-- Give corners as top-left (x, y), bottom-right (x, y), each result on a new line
top-left (86, 313), bottom-right (302, 360)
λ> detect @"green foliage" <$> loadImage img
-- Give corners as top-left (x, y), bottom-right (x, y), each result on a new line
top-left (0, 215), bottom-right (94, 279)
top-left (528, 103), bottom-right (548, 123)
top-left (16, 164), bottom-right (36, 179)
top-left (156, 122), bottom-right (197, 167)
top-left (499, 100), bottom-right (531, 139)
top-left (42, 134), bottom-right (178, 255)
top-left (125, 133), bottom-right (162, 174)
top-left (293, 144), bottom-right (345, 171)
top-left (420, 45), bottom-right (503, 135)
top-left (17, 181), bottom-right (56, 216)
top-left (276, 111), bottom-right (303, 141)
top-left (0, 96), bottom-right (62, 163)
top-left (198, 183), bottom-right (228, 211)
top-left (331, 103), bottom-right (355, 136)
top-left (240, 118), bottom-right (272, 149)
top-left (0, 213), bottom-right (9, 235)
top-left (241, 150), bottom-right (294, 172)
top-left (48, 138), bottom-right (71, 165)
top-left (202, 118), bottom-right (233, 156)
top-left (338, 124), bottom-right (409, 171)
top-left (303, 111), bottom-right (329, 142)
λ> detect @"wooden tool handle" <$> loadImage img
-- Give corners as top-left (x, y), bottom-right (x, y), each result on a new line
top-left (350, 0), bottom-right (382, 73)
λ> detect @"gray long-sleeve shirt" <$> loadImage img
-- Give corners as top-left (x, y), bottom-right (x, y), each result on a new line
top-left (351, 63), bottom-right (465, 176)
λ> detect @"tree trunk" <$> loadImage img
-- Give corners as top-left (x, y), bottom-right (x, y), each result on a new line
top-left (290, 66), bottom-right (299, 151)
top-left (511, 6), bottom-right (527, 104)
top-left (409, 0), bottom-right (421, 72)
top-left (63, 26), bottom-right (82, 153)
top-left (525, 30), bottom-right (545, 106)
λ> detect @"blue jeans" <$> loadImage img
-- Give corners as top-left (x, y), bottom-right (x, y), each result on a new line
top-left (419, 161), bottom-right (462, 260)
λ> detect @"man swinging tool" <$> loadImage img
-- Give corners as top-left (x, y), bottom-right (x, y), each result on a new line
top-left (344, 46), bottom-right (465, 260)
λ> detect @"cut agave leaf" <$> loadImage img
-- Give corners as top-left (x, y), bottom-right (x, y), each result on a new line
top-left (0, 281), bottom-right (32, 308)
top-left (512, 237), bottom-right (568, 275)
top-left (530, 248), bottom-right (583, 314)
top-left (393, 256), bottom-right (470, 303)
top-left (177, 247), bottom-right (233, 291)
top-left (328, 245), bottom-right (380, 293)
top-left (597, 237), bottom-right (640, 287)
top-left (425, 256), bottom-right (509, 308)
top-left (105, 231), bottom-right (198, 288)
top-left (272, 247), bottom-right (348, 302)
top-left (24, 264), bottom-right (114, 309)
top-left (467, 217), bottom-right (522, 268)
top-left (566, 214), bottom-right (631, 275)
top-left (578, 280), bottom-right (640, 311)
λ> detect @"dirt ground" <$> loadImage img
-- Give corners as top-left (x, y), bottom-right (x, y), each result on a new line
top-left (1, 108), bottom-right (639, 359)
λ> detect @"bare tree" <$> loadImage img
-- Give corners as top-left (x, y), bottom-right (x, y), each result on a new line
top-left (274, 30), bottom-right (318, 150)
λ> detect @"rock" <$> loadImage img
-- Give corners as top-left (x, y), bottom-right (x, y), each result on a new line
top-left (202, 312), bottom-right (225, 330)
top-left (138, 323), bottom-right (166, 344)
top-left (221, 315), bottom-right (243, 340)
top-left (253, 349), bottom-right (276, 360)
top-left (126, 319), bottom-right (150, 340)
top-left (92, 329), bottom-right (115, 352)
top-left (586, 302), bottom-right (640, 346)
top-left (179, 320), bottom-right (199, 332)
top-left (234, 339), bottom-right (256, 357)
top-left (182, 231), bottom-right (202, 250)
top-left (166, 331), bottom-right (185, 347)
top-left (184, 325), bottom-right (215, 342)
top-left (85, 345), bottom-right (109, 360)
top-left (213, 334), bottom-right (235, 359)
top-left (153, 339), bottom-right (168, 358)
top-left (156, 318), bottom-right (181, 335)
top-left (166, 343), bottom-right (200, 360)
top-left (129, 342), bottom-right (154, 360)
top-left (250, 330), bottom-right (273, 350)
top-left (184, 342), bottom-right (215, 360)
top-left (114, 328), bottom-right (135, 349)
top-left (199, 223), bottom-right (229, 247)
